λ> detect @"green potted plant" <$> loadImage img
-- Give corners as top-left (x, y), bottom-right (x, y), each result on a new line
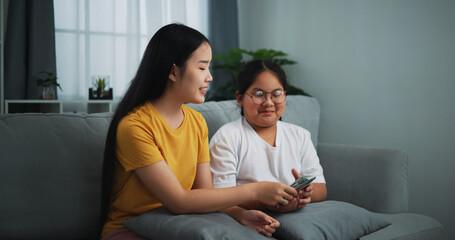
top-left (90, 76), bottom-right (113, 99)
top-left (207, 48), bottom-right (310, 101)
top-left (36, 71), bottom-right (62, 99)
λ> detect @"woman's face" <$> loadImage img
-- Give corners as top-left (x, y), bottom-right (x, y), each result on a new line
top-left (172, 41), bottom-right (213, 104)
top-left (236, 71), bottom-right (286, 130)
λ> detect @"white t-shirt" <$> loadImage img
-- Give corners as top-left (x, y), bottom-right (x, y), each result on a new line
top-left (210, 117), bottom-right (325, 188)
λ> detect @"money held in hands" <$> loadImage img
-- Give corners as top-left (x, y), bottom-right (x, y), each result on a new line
top-left (290, 176), bottom-right (316, 191)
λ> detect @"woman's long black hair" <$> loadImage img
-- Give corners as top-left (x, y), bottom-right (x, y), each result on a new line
top-left (99, 23), bottom-right (209, 234)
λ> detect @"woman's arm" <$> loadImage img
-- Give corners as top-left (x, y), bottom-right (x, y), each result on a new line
top-left (254, 169), bottom-right (326, 213)
top-left (135, 161), bottom-right (297, 214)
top-left (192, 162), bottom-right (280, 237)
top-left (240, 169), bottom-right (328, 213)
top-left (222, 206), bottom-right (279, 237)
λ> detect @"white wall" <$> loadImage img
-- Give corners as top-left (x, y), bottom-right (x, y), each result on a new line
top-left (238, 0), bottom-right (455, 239)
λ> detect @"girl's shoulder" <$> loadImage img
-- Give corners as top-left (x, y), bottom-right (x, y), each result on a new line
top-left (278, 121), bottom-right (312, 137)
top-left (210, 118), bottom-right (243, 142)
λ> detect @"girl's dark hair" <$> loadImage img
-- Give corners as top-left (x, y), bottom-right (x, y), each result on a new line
top-left (99, 23), bottom-right (209, 233)
top-left (236, 60), bottom-right (288, 115)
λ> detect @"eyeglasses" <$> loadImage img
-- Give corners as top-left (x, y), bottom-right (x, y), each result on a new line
top-left (245, 89), bottom-right (286, 105)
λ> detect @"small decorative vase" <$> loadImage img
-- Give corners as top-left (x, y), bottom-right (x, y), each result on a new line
top-left (89, 88), bottom-right (113, 100)
top-left (40, 86), bottom-right (56, 99)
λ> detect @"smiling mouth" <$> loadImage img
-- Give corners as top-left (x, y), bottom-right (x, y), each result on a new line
top-left (199, 88), bottom-right (208, 95)
top-left (260, 110), bottom-right (275, 114)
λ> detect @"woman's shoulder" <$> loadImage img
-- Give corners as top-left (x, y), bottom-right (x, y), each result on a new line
top-left (119, 102), bottom-right (155, 124)
top-left (117, 103), bottom-right (156, 136)
top-left (182, 105), bottom-right (212, 141)
top-left (182, 104), bottom-right (205, 121)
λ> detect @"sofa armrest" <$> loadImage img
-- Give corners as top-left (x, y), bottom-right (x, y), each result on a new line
top-left (317, 143), bottom-right (409, 214)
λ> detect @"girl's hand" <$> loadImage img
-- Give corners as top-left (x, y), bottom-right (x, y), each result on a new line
top-left (238, 210), bottom-right (280, 237)
top-left (301, 183), bottom-right (313, 197)
top-left (298, 186), bottom-right (312, 208)
top-left (292, 168), bottom-right (312, 208)
top-left (292, 168), bottom-right (328, 203)
top-left (254, 181), bottom-right (297, 206)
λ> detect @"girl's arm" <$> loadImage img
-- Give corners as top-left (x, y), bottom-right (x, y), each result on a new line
top-left (307, 183), bottom-right (327, 202)
top-left (292, 169), bottom-right (327, 203)
top-left (134, 160), bottom-right (297, 214)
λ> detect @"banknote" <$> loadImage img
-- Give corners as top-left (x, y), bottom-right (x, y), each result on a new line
top-left (290, 176), bottom-right (316, 190)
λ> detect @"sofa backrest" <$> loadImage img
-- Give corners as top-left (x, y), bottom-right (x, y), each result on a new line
top-left (0, 113), bottom-right (112, 239)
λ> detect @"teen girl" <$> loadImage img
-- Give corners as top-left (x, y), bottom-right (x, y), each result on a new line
top-left (210, 60), bottom-right (327, 214)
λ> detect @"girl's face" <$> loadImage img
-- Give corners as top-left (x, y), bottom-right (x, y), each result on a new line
top-left (236, 71), bottom-right (286, 130)
top-left (171, 41), bottom-right (213, 104)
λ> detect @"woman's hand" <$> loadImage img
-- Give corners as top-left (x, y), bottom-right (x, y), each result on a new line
top-left (267, 190), bottom-right (311, 213)
top-left (254, 181), bottom-right (297, 206)
top-left (266, 169), bottom-right (313, 212)
top-left (267, 196), bottom-right (300, 213)
top-left (269, 188), bottom-right (312, 212)
top-left (238, 209), bottom-right (280, 237)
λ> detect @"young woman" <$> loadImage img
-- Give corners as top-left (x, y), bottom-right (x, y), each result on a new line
top-left (210, 60), bottom-right (327, 215)
top-left (100, 24), bottom-right (297, 239)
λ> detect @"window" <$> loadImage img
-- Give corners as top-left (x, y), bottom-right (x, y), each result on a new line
top-left (54, 0), bottom-right (208, 100)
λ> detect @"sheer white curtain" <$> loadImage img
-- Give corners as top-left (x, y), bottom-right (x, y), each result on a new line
top-left (54, 0), bottom-right (208, 100)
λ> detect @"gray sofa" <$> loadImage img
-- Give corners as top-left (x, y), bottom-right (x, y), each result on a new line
top-left (0, 95), bottom-right (442, 239)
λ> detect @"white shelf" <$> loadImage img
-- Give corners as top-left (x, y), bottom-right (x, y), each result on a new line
top-left (5, 99), bottom-right (114, 114)
top-left (87, 100), bottom-right (113, 113)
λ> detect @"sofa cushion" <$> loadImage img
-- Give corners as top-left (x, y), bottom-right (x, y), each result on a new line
top-left (360, 213), bottom-right (443, 240)
top-left (187, 95), bottom-right (320, 145)
top-left (123, 201), bottom-right (389, 240)
top-left (269, 200), bottom-right (390, 240)
top-left (0, 113), bottom-right (111, 239)
top-left (123, 208), bottom-right (270, 240)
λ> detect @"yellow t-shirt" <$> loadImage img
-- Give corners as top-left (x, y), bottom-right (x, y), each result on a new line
top-left (102, 102), bottom-right (210, 236)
